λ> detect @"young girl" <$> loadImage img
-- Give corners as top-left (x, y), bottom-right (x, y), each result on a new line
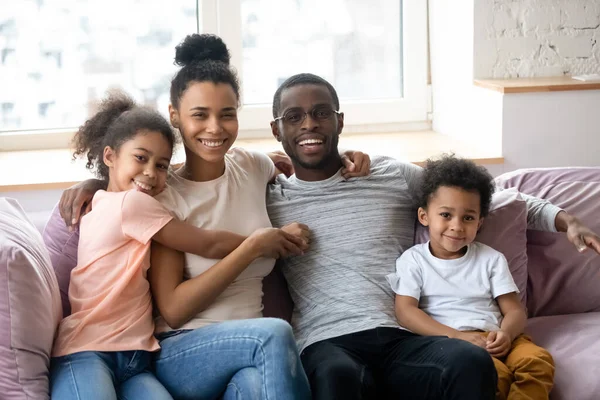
top-left (49, 92), bottom-right (308, 399)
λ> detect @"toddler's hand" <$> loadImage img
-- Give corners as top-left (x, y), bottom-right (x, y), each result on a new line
top-left (486, 330), bottom-right (512, 358)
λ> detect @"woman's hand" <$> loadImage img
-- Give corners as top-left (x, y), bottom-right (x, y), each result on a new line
top-left (341, 150), bottom-right (371, 179)
top-left (268, 150), bottom-right (295, 177)
top-left (245, 228), bottom-right (307, 259)
top-left (59, 179), bottom-right (107, 229)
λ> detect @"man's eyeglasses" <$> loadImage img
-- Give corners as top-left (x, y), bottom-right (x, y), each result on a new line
top-left (274, 106), bottom-right (341, 126)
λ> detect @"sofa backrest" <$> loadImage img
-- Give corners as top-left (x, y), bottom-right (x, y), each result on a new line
top-left (495, 167), bottom-right (600, 317)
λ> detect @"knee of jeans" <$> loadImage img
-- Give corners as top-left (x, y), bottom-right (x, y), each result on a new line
top-left (259, 318), bottom-right (295, 343)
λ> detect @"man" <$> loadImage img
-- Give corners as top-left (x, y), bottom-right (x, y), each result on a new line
top-left (266, 73), bottom-right (600, 399)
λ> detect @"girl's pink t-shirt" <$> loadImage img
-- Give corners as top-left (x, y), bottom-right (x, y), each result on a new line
top-left (52, 190), bottom-right (173, 357)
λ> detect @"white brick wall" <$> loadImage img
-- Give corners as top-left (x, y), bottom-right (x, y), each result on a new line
top-left (474, 0), bottom-right (600, 78)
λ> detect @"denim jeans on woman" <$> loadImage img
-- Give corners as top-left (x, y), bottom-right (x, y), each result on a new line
top-left (50, 350), bottom-right (173, 399)
top-left (154, 318), bottom-right (311, 400)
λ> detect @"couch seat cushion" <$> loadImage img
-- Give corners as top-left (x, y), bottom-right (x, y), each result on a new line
top-left (526, 312), bottom-right (600, 400)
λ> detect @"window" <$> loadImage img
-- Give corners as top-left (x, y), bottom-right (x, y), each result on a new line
top-left (0, 0), bottom-right (196, 132)
top-left (1, 0), bottom-right (428, 149)
top-left (240, 0), bottom-right (403, 105)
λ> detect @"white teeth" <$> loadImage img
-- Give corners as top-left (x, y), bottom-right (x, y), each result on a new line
top-left (299, 139), bottom-right (323, 146)
top-left (134, 180), bottom-right (152, 191)
top-left (200, 139), bottom-right (225, 147)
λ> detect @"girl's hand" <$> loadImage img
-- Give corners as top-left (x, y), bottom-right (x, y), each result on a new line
top-left (245, 228), bottom-right (306, 259)
top-left (59, 179), bottom-right (107, 229)
top-left (281, 222), bottom-right (310, 248)
top-left (341, 150), bottom-right (371, 179)
top-left (486, 330), bottom-right (512, 358)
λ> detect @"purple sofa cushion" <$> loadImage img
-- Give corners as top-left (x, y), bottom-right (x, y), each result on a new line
top-left (42, 205), bottom-right (79, 318)
top-left (0, 198), bottom-right (61, 400)
top-left (415, 188), bottom-right (529, 304)
top-left (495, 167), bottom-right (600, 316)
top-left (526, 312), bottom-right (600, 400)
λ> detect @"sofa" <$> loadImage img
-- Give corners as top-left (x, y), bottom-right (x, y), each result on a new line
top-left (1, 166), bottom-right (599, 399)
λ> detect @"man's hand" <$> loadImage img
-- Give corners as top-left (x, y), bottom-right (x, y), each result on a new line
top-left (59, 179), bottom-right (106, 229)
top-left (454, 331), bottom-right (487, 349)
top-left (556, 211), bottom-right (600, 254)
top-left (486, 330), bottom-right (512, 358)
top-left (341, 150), bottom-right (371, 179)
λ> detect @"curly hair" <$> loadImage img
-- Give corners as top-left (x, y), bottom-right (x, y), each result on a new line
top-left (170, 34), bottom-right (240, 110)
top-left (418, 154), bottom-right (495, 217)
top-left (72, 91), bottom-right (176, 180)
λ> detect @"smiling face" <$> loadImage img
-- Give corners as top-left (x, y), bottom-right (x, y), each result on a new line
top-left (271, 84), bottom-right (343, 175)
top-left (418, 185), bottom-right (484, 259)
top-left (170, 81), bottom-right (239, 165)
top-left (103, 129), bottom-right (172, 197)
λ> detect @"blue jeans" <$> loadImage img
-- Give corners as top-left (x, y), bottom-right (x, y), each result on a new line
top-left (154, 318), bottom-right (311, 400)
top-left (50, 350), bottom-right (173, 400)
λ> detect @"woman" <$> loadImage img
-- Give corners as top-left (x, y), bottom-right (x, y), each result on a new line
top-left (59, 33), bottom-right (369, 399)
top-left (147, 33), bottom-right (310, 399)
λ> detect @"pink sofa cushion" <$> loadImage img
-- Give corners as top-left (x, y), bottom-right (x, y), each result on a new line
top-left (0, 198), bottom-right (61, 400)
top-left (415, 188), bottom-right (529, 304)
top-left (495, 167), bottom-right (600, 316)
top-left (526, 312), bottom-right (600, 400)
top-left (42, 205), bottom-right (79, 318)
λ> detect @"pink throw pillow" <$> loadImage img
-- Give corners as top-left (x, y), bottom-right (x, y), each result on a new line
top-left (0, 198), bottom-right (61, 400)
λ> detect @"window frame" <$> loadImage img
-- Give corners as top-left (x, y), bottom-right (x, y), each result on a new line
top-left (1, 0), bottom-right (428, 150)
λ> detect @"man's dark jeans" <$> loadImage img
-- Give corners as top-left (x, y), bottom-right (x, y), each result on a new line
top-left (301, 327), bottom-right (497, 400)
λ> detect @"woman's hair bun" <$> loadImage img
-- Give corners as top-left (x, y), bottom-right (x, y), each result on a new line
top-left (174, 34), bottom-right (231, 67)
